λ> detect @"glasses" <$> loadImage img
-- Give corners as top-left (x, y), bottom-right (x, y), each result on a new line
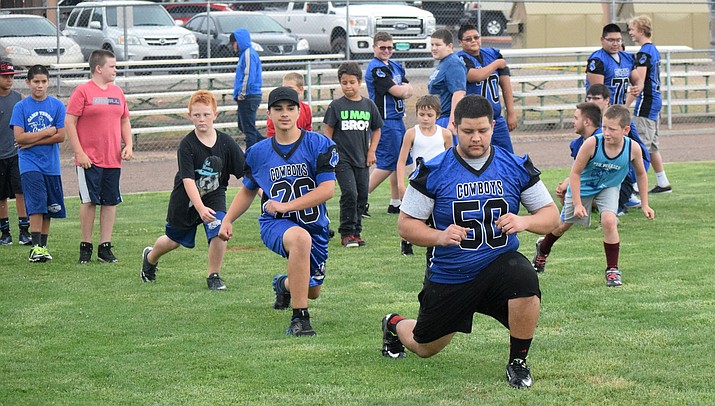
top-left (377, 46), bottom-right (394, 51)
top-left (603, 37), bottom-right (623, 44)
top-left (461, 36), bottom-right (480, 42)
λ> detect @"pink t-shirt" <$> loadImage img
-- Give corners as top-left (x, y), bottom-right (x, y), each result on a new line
top-left (66, 81), bottom-right (129, 168)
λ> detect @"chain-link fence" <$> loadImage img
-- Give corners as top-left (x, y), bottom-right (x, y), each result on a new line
top-left (2, 0), bottom-right (714, 151)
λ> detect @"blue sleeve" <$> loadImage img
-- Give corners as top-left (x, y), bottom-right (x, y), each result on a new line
top-left (445, 60), bottom-right (466, 93)
top-left (232, 56), bottom-right (247, 100)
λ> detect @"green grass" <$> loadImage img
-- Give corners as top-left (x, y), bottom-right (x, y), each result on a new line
top-left (1, 162), bottom-right (714, 405)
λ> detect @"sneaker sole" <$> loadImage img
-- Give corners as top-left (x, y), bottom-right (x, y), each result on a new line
top-left (97, 257), bottom-right (119, 263)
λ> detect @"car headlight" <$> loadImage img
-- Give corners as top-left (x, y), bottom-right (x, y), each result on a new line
top-left (5, 46), bottom-right (33, 56)
top-left (118, 35), bottom-right (141, 45)
top-left (349, 16), bottom-right (369, 36)
top-left (296, 38), bottom-right (309, 52)
top-left (425, 17), bottom-right (436, 35)
top-left (251, 41), bottom-right (264, 53)
top-left (183, 34), bottom-right (197, 45)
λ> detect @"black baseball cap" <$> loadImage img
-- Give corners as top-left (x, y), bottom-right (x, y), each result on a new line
top-left (0, 61), bottom-right (20, 75)
top-left (267, 86), bottom-right (300, 109)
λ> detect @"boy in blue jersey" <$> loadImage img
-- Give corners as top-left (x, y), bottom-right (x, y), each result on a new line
top-left (219, 87), bottom-right (338, 337)
top-left (457, 24), bottom-right (517, 153)
top-left (532, 105), bottom-right (654, 288)
top-left (231, 29), bottom-right (263, 149)
top-left (381, 95), bottom-right (560, 389)
top-left (140, 90), bottom-right (245, 290)
top-left (10, 65), bottom-right (66, 262)
top-left (365, 32), bottom-right (414, 215)
top-left (627, 15), bottom-right (672, 194)
top-left (586, 24), bottom-right (643, 106)
top-left (427, 29), bottom-right (466, 138)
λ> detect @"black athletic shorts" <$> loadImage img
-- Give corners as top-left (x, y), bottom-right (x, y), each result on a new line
top-left (412, 251), bottom-right (541, 344)
top-left (0, 155), bottom-right (23, 200)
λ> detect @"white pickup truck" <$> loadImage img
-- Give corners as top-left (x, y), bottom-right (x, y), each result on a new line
top-left (265, 1), bottom-right (436, 61)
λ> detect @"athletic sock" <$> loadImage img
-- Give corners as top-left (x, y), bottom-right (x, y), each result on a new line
top-left (41, 234), bottom-right (48, 247)
top-left (604, 241), bottom-right (620, 269)
top-left (389, 199), bottom-right (401, 207)
top-left (292, 308), bottom-right (309, 319)
top-left (18, 216), bottom-right (29, 229)
top-left (274, 274), bottom-right (289, 294)
top-left (656, 171), bottom-right (670, 187)
top-left (31, 232), bottom-right (41, 247)
top-left (387, 314), bottom-right (405, 334)
top-left (540, 233), bottom-right (560, 255)
top-left (0, 218), bottom-right (8, 231)
top-left (509, 336), bottom-right (532, 363)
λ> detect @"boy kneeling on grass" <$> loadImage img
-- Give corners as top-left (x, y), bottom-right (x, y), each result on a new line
top-left (141, 90), bottom-right (245, 290)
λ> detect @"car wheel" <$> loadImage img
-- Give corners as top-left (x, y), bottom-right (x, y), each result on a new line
top-left (331, 32), bottom-right (347, 56)
top-left (481, 12), bottom-right (507, 36)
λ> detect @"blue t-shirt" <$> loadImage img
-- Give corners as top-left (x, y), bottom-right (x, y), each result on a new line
top-left (10, 96), bottom-right (66, 175)
top-left (243, 130), bottom-right (338, 235)
top-left (458, 48), bottom-right (509, 119)
top-left (633, 42), bottom-right (662, 120)
top-left (365, 57), bottom-right (408, 120)
top-left (427, 53), bottom-right (467, 119)
top-left (586, 49), bottom-right (636, 105)
top-left (408, 146), bottom-right (541, 284)
top-left (570, 135), bottom-right (632, 197)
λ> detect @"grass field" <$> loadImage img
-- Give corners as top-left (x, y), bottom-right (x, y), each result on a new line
top-left (1, 162), bottom-right (714, 405)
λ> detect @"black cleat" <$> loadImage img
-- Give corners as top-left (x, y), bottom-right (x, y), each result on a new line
top-left (649, 185), bottom-right (672, 194)
top-left (140, 246), bottom-right (157, 282)
top-left (79, 242), bottom-right (93, 264)
top-left (387, 204), bottom-right (401, 214)
top-left (18, 228), bottom-right (31, 245)
top-left (532, 237), bottom-right (548, 273)
top-left (605, 267), bottom-right (622, 287)
top-left (286, 317), bottom-right (316, 336)
top-left (506, 358), bottom-right (533, 388)
top-left (381, 313), bottom-right (407, 358)
top-left (0, 231), bottom-right (11, 245)
top-left (207, 272), bottom-right (227, 290)
top-left (401, 240), bottom-right (414, 256)
top-left (361, 202), bottom-right (371, 218)
top-left (97, 242), bottom-right (118, 263)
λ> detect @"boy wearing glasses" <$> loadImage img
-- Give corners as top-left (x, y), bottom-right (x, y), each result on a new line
top-left (456, 24), bottom-right (517, 153)
top-left (586, 23), bottom-right (643, 105)
top-left (365, 32), bottom-right (414, 215)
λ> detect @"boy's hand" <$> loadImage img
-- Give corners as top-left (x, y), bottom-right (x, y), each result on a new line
top-left (437, 224), bottom-right (469, 246)
top-left (264, 199), bottom-right (287, 215)
top-left (555, 182), bottom-right (567, 205)
top-left (495, 213), bottom-right (527, 235)
top-left (366, 150), bottom-right (376, 166)
top-left (218, 222), bottom-right (233, 241)
top-left (573, 204), bottom-right (588, 218)
top-left (122, 145), bottom-right (133, 161)
top-left (641, 205), bottom-right (655, 220)
top-left (197, 206), bottom-right (216, 223)
top-left (76, 151), bottom-right (92, 169)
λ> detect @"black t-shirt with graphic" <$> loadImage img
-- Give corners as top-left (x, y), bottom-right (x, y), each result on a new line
top-left (166, 130), bottom-right (245, 228)
top-left (323, 96), bottom-right (383, 168)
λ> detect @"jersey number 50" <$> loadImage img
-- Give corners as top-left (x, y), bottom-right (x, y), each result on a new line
top-left (452, 198), bottom-right (508, 250)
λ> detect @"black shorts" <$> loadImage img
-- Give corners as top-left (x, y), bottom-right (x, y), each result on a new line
top-left (412, 251), bottom-right (541, 344)
top-left (0, 155), bottom-right (23, 200)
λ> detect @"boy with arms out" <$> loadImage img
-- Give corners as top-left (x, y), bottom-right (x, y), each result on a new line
top-left (323, 62), bottom-right (383, 248)
top-left (382, 95), bottom-right (559, 388)
top-left (395, 95), bottom-right (452, 255)
top-left (141, 90), bottom-right (245, 290)
top-left (266, 72), bottom-right (312, 138)
top-left (10, 65), bottom-right (67, 262)
top-left (532, 105), bottom-right (654, 287)
top-left (65, 49), bottom-right (133, 264)
top-left (0, 60), bottom-right (30, 246)
top-left (219, 87), bottom-right (338, 336)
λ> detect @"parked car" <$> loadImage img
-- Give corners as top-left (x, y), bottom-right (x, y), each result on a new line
top-left (465, 1), bottom-right (513, 36)
top-left (183, 11), bottom-right (309, 59)
top-left (411, 1), bottom-right (468, 26)
top-left (163, 2), bottom-right (233, 24)
top-left (63, 0), bottom-right (199, 62)
top-left (0, 14), bottom-right (84, 69)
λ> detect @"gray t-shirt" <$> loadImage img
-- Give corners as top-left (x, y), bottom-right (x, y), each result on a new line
top-left (323, 96), bottom-right (383, 168)
top-left (0, 90), bottom-right (22, 159)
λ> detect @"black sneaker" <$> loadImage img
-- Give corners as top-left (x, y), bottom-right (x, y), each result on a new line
top-left (0, 231), bottom-right (11, 245)
top-left (361, 202), bottom-right (371, 218)
top-left (79, 242), bottom-right (93, 264)
top-left (286, 317), bottom-right (316, 336)
top-left (207, 272), bottom-right (227, 290)
top-left (18, 228), bottom-right (31, 245)
top-left (387, 204), bottom-right (401, 214)
top-left (605, 267), bottom-right (622, 287)
top-left (272, 274), bottom-right (291, 310)
top-left (401, 240), bottom-right (414, 256)
top-left (97, 242), bottom-right (118, 263)
top-left (506, 358), bottom-right (533, 388)
top-left (532, 237), bottom-right (548, 273)
top-left (649, 185), bottom-right (672, 194)
top-left (381, 313), bottom-right (407, 358)
top-left (141, 247), bottom-right (157, 282)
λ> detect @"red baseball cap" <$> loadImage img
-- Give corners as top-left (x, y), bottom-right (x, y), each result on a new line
top-left (0, 61), bottom-right (20, 75)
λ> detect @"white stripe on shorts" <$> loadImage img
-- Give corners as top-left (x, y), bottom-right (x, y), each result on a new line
top-left (76, 166), bottom-right (91, 204)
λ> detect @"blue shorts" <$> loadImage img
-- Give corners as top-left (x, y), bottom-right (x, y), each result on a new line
top-left (491, 116), bottom-right (514, 153)
top-left (20, 172), bottom-right (66, 218)
top-left (77, 165), bottom-right (122, 205)
top-left (375, 119), bottom-right (411, 170)
top-left (259, 218), bottom-right (328, 287)
top-left (165, 211), bottom-right (226, 249)
top-left (0, 155), bottom-right (23, 200)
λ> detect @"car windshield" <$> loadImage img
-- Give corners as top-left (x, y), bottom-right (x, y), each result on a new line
top-left (0, 17), bottom-right (59, 37)
top-left (106, 5), bottom-right (176, 27)
top-left (216, 15), bottom-right (285, 34)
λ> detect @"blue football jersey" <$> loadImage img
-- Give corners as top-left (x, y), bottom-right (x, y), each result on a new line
top-left (409, 146), bottom-right (541, 284)
top-left (243, 130), bottom-right (338, 234)
top-left (633, 43), bottom-right (662, 120)
top-left (427, 53), bottom-right (467, 119)
top-left (458, 48), bottom-right (509, 119)
top-left (365, 57), bottom-right (407, 120)
top-left (586, 49), bottom-right (636, 105)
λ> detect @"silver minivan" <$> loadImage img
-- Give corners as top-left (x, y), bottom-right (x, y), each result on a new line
top-left (63, 0), bottom-right (198, 62)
